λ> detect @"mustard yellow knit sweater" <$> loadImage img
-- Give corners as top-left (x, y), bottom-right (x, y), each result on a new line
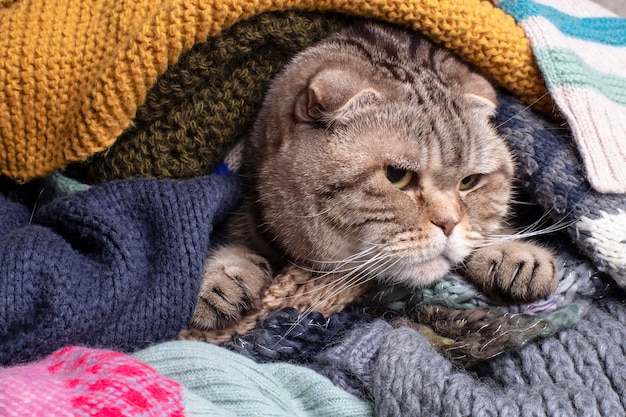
top-left (0, 0), bottom-right (549, 181)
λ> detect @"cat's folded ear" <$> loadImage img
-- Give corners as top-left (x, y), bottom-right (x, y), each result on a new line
top-left (295, 67), bottom-right (381, 123)
top-left (461, 72), bottom-right (498, 117)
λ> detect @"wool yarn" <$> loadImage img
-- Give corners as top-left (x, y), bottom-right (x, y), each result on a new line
top-left (356, 244), bottom-right (607, 364)
top-left (0, 0), bottom-right (549, 182)
top-left (306, 296), bottom-right (626, 416)
top-left (0, 174), bottom-right (240, 365)
top-left (0, 341), bottom-right (372, 417)
top-left (495, 93), bottom-right (626, 288)
top-left (178, 265), bottom-right (374, 344)
top-left (0, 346), bottom-right (185, 417)
top-left (66, 11), bottom-right (351, 183)
top-left (180, 92), bottom-right (616, 364)
top-left (225, 307), bottom-right (372, 363)
top-left (207, 247), bottom-right (601, 366)
top-left (135, 340), bottom-right (374, 417)
top-left (495, 0), bottom-right (626, 193)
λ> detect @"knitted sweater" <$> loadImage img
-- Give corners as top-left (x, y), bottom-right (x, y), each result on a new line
top-left (0, 342), bottom-right (373, 417)
top-left (0, 346), bottom-right (186, 417)
top-left (1, 2), bottom-right (626, 416)
top-left (308, 296), bottom-right (626, 417)
top-left (0, 0), bottom-right (547, 182)
top-left (0, 174), bottom-right (240, 365)
top-left (496, 0), bottom-right (626, 193)
top-left (3, 296), bottom-right (623, 417)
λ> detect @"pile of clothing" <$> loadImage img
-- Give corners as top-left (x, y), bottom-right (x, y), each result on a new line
top-left (1, 0), bottom-right (625, 415)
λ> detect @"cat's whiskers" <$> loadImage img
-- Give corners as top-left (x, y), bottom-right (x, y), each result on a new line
top-left (283, 249), bottom-right (389, 299)
top-left (494, 91), bottom-right (551, 130)
top-left (292, 252), bottom-right (402, 325)
top-left (476, 216), bottom-right (576, 248)
top-left (286, 245), bottom-right (382, 281)
top-left (273, 255), bottom-right (396, 344)
top-left (289, 248), bottom-right (395, 307)
top-left (479, 180), bottom-right (596, 249)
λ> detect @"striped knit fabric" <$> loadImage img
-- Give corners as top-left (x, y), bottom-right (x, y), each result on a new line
top-left (495, 0), bottom-right (626, 193)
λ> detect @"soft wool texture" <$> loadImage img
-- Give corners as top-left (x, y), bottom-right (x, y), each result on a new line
top-left (214, 240), bottom-right (603, 367)
top-left (0, 0), bottom-right (549, 182)
top-left (0, 174), bottom-right (240, 365)
top-left (135, 340), bottom-right (373, 417)
top-left (0, 346), bottom-right (185, 417)
top-left (180, 93), bottom-right (621, 362)
top-left (494, 0), bottom-right (626, 193)
top-left (1, 2), bottom-right (626, 416)
top-left (300, 297), bottom-right (626, 417)
top-left (495, 94), bottom-right (626, 287)
top-left (67, 11), bottom-right (350, 183)
top-left (179, 265), bottom-right (375, 344)
top-left (0, 342), bottom-right (373, 417)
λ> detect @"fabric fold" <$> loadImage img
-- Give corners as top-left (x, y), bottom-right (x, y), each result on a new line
top-left (495, 0), bottom-right (626, 193)
top-left (0, 174), bottom-right (241, 365)
top-left (0, 0), bottom-right (547, 181)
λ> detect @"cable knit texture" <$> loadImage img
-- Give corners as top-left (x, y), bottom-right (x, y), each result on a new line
top-left (0, 0), bottom-right (549, 181)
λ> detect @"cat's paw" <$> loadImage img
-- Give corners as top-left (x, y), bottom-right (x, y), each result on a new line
top-left (466, 241), bottom-right (558, 302)
top-left (190, 245), bottom-right (273, 330)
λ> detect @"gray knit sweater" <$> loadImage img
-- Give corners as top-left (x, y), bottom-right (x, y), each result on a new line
top-left (310, 296), bottom-right (626, 417)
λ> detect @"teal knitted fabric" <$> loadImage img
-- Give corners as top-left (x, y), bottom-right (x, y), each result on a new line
top-left (134, 340), bottom-right (373, 417)
top-left (495, 0), bottom-right (626, 194)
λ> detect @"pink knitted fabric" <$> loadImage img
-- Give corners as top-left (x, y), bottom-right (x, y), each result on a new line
top-left (0, 346), bottom-right (185, 417)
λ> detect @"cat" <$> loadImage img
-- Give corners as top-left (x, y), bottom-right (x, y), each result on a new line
top-left (190, 21), bottom-right (559, 330)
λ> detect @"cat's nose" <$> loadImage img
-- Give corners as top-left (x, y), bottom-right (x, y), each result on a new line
top-left (432, 220), bottom-right (457, 236)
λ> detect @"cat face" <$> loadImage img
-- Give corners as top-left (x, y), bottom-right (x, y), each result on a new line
top-left (246, 23), bottom-right (514, 288)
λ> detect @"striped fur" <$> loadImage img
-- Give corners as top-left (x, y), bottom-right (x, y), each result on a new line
top-left (190, 22), bottom-right (559, 330)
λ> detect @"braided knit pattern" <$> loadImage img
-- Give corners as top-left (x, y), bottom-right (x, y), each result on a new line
top-left (0, 0), bottom-right (550, 181)
top-left (179, 265), bottom-right (374, 344)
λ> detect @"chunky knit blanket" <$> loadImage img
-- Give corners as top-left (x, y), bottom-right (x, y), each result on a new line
top-left (1, 0), bottom-right (626, 416)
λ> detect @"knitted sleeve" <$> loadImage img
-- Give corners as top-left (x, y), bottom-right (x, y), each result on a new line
top-left (135, 340), bottom-right (374, 417)
top-left (0, 174), bottom-right (241, 365)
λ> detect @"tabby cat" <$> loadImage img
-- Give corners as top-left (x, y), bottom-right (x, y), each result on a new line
top-left (190, 21), bottom-right (558, 330)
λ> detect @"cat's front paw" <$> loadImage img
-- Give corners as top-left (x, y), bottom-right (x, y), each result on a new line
top-left (466, 241), bottom-right (558, 302)
top-left (190, 245), bottom-right (273, 330)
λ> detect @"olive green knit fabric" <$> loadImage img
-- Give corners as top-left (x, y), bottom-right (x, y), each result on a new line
top-left (67, 11), bottom-right (351, 183)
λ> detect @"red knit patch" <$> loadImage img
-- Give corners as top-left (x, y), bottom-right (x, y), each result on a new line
top-left (43, 347), bottom-right (185, 417)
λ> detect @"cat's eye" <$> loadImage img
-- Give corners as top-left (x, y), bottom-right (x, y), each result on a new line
top-left (459, 174), bottom-right (481, 191)
top-left (386, 166), bottom-right (413, 189)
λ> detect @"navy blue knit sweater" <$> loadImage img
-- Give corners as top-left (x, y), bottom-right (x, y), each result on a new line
top-left (0, 175), bottom-right (240, 365)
